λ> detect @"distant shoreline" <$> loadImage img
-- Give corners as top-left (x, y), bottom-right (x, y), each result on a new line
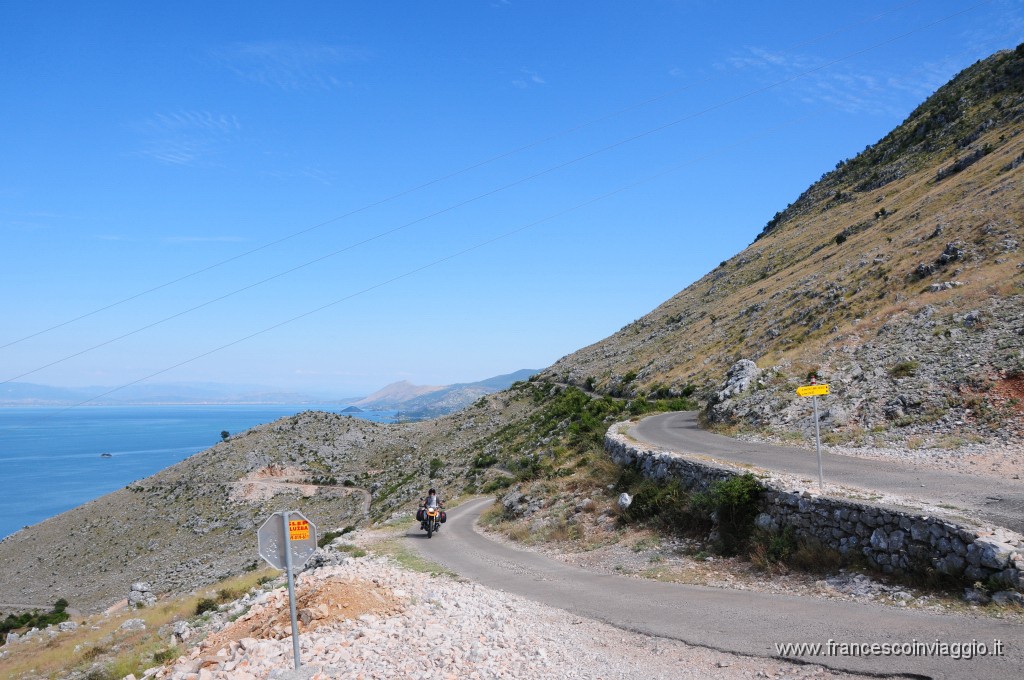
top-left (0, 404), bottom-right (401, 540)
top-left (0, 401), bottom-right (356, 408)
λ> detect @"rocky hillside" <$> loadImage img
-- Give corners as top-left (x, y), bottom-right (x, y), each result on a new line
top-left (540, 45), bottom-right (1024, 446)
top-left (0, 393), bottom-right (538, 613)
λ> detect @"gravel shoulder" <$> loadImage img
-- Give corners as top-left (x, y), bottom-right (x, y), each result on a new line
top-left (154, 550), bottom-right (896, 680)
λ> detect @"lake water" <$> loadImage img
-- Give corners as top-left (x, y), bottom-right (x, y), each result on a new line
top-left (0, 405), bottom-right (396, 540)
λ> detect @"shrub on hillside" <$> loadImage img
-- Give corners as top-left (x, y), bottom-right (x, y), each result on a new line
top-left (889, 360), bottom-right (920, 378)
top-left (616, 469), bottom-right (763, 556)
top-left (0, 599), bottom-right (70, 644)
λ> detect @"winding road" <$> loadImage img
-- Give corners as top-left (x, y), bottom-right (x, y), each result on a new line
top-left (410, 498), bottom-right (1022, 678)
top-left (631, 412), bottom-right (1024, 534)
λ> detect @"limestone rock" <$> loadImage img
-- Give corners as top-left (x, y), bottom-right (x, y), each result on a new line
top-left (121, 618), bottom-right (147, 631)
top-left (128, 582), bottom-right (157, 608)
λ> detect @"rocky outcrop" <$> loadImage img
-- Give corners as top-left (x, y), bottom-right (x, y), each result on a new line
top-left (699, 296), bottom-right (1024, 446)
top-left (500, 488), bottom-right (546, 518)
top-left (705, 360), bottom-right (763, 425)
top-left (128, 582), bottom-right (156, 608)
top-left (606, 424), bottom-right (1024, 592)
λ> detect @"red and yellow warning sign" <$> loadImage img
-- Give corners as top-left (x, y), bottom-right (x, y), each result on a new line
top-left (288, 518), bottom-right (310, 541)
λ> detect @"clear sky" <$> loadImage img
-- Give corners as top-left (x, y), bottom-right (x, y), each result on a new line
top-left (2, 1), bottom-right (1022, 397)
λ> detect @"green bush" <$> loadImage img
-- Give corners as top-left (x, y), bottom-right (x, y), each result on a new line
top-left (153, 647), bottom-right (180, 664)
top-left (428, 457), bottom-right (443, 478)
top-left (616, 468), bottom-right (709, 534)
top-left (217, 587), bottom-right (244, 603)
top-left (750, 527), bottom-right (796, 570)
top-left (889, 360), bottom-right (920, 378)
top-left (472, 453), bottom-right (498, 469)
top-left (482, 476), bottom-right (514, 493)
top-left (621, 479), bottom-right (694, 528)
top-left (704, 473), bottom-right (763, 554)
top-left (194, 598), bottom-right (219, 615)
top-left (317, 526), bottom-right (358, 548)
top-left (513, 454), bottom-right (550, 481)
top-left (617, 470), bottom-right (763, 555)
top-left (0, 599), bottom-right (71, 644)
top-left (318, 530), bottom-right (342, 548)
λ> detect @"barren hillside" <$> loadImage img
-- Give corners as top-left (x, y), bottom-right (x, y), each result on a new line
top-left (540, 46), bottom-right (1024, 446)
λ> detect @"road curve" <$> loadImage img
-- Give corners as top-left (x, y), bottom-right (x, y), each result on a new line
top-left (410, 497), bottom-right (1023, 679)
top-left (631, 412), bottom-right (1024, 534)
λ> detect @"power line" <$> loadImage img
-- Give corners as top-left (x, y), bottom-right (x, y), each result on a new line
top-left (20, 109), bottom-right (826, 419)
top-left (1, 1), bottom-right (986, 386)
top-left (0, 0), bottom-right (931, 351)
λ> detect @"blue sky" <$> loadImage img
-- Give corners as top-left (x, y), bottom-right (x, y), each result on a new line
top-left (2, 1), bottom-right (1022, 397)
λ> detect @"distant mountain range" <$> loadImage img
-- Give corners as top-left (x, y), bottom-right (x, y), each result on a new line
top-left (353, 369), bottom-right (540, 418)
top-left (0, 369), bottom-right (540, 417)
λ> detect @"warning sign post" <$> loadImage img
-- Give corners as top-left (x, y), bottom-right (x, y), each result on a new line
top-left (257, 510), bottom-right (318, 670)
top-left (258, 511), bottom-right (317, 570)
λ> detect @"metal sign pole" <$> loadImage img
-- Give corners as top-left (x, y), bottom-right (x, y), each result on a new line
top-left (813, 395), bottom-right (823, 491)
top-left (281, 511), bottom-right (302, 670)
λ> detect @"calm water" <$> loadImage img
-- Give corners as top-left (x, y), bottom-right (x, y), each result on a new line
top-left (0, 405), bottom-right (396, 540)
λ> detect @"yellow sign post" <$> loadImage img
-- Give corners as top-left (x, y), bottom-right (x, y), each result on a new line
top-left (796, 383), bottom-right (830, 490)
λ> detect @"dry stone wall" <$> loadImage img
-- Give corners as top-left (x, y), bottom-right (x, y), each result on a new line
top-left (606, 424), bottom-right (1024, 592)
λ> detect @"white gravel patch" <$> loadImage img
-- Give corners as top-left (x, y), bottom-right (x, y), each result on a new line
top-left (148, 556), bottom-right (879, 680)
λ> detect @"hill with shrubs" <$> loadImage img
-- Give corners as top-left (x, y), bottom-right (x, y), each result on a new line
top-left (2, 45), bottom-right (1023, 623)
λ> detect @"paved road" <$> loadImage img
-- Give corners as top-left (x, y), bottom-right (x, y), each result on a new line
top-left (631, 412), bottom-right (1024, 534)
top-left (410, 498), bottom-right (1023, 679)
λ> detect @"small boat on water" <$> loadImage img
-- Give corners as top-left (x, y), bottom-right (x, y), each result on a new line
top-left (100, 453), bottom-right (112, 458)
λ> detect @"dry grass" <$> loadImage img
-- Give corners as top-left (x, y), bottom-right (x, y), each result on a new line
top-left (477, 500), bottom-right (506, 527)
top-left (638, 565), bottom-right (709, 585)
top-left (369, 535), bottom-right (456, 578)
top-left (0, 568), bottom-right (276, 680)
top-left (549, 112), bottom-right (1024, 411)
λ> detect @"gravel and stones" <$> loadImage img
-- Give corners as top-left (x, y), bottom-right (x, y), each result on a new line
top-left (145, 555), bottom-right (886, 680)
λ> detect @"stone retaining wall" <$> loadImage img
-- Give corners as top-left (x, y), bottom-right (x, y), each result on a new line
top-left (606, 423), bottom-right (1024, 592)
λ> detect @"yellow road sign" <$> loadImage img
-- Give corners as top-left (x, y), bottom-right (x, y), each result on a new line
top-left (796, 384), bottom-right (830, 397)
